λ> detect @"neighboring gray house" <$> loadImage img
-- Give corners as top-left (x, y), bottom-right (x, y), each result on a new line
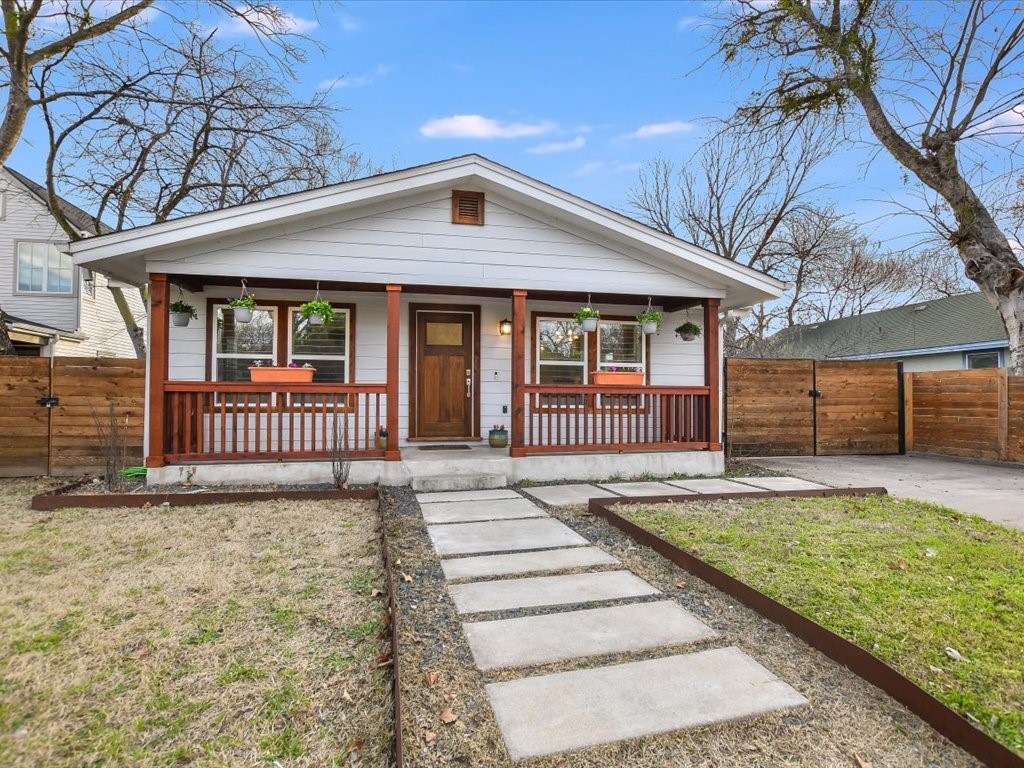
top-left (0, 167), bottom-right (146, 357)
top-left (767, 292), bottom-right (1009, 371)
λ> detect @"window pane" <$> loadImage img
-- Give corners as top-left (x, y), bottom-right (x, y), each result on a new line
top-left (293, 357), bottom-right (347, 383)
top-left (291, 310), bottom-right (346, 356)
top-left (539, 363), bottom-right (585, 385)
top-left (599, 322), bottom-right (642, 367)
top-left (17, 247), bottom-right (35, 291)
top-left (216, 308), bottom-right (274, 355)
top-left (967, 353), bottom-right (999, 369)
top-left (538, 320), bottom-right (583, 362)
top-left (426, 321), bottom-right (462, 346)
top-left (216, 357), bottom-right (256, 382)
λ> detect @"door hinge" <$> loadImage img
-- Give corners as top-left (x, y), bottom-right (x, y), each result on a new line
top-left (37, 396), bottom-right (60, 408)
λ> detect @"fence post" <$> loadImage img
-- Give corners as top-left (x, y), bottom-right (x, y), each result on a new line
top-left (997, 368), bottom-right (1009, 461)
top-left (903, 371), bottom-right (914, 453)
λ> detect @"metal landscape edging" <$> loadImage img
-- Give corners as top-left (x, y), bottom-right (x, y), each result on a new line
top-left (587, 488), bottom-right (1023, 768)
top-left (30, 486), bottom-right (379, 511)
top-left (377, 496), bottom-right (405, 768)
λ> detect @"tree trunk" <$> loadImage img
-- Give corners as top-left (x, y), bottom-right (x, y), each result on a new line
top-left (0, 299), bottom-right (16, 355)
top-left (109, 286), bottom-right (146, 358)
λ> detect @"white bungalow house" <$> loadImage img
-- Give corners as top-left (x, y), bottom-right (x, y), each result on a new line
top-left (69, 155), bottom-right (784, 486)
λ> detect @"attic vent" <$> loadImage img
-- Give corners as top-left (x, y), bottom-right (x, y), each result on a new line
top-left (452, 190), bottom-right (484, 225)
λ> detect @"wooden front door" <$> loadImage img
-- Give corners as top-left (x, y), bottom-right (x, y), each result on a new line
top-left (413, 309), bottom-right (477, 439)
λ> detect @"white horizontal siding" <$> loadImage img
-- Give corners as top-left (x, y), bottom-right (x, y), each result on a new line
top-left (57, 272), bottom-right (146, 358)
top-left (146, 190), bottom-right (717, 297)
top-left (162, 288), bottom-right (707, 445)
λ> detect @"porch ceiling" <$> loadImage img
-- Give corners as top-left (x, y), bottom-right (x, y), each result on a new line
top-left (175, 274), bottom-right (705, 311)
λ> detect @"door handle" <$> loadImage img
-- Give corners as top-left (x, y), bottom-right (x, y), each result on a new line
top-left (466, 368), bottom-right (472, 399)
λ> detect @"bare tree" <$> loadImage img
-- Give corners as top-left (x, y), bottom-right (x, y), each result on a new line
top-left (713, 0), bottom-right (1024, 373)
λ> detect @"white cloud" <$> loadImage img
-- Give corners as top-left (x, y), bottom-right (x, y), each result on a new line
top-left (573, 161), bottom-right (606, 178)
top-left (319, 64), bottom-right (392, 91)
top-left (420, 115), bottom-right (556, 139)
top-left (971, 104), bottom-right (1024, 136)
top-left (221, 5), bottom-right (318, 35)
top-left (340, 14), bottom-right (362, 32)
top-left (526, 136), bottom-right (586, 154)
top-left (613, 162), bottom-right (642, 173)
top-left (677, 15), bottom-right (700, 29)
top-left (626, 121), bottom-right (696, 139)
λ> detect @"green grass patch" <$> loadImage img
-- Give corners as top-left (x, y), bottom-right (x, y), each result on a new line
top-left (623, 495), bottom-right (1024, 755)
top-left (343, 620), bottom-right (381, 640)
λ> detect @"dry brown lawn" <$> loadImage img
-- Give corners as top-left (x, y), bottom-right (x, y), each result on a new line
top-left (0, 478), bottom-right (391, 767)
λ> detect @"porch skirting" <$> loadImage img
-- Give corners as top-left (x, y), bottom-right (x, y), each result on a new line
top-left (145, 449), bottom-right (724, 487)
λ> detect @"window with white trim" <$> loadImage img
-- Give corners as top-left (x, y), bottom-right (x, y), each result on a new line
top-left (537, 318), bottom-right (586, 384)
top-left (16, 241), bottom-right (73, 293)
top-left (965, 351), bottom-right (1000, 369)
top-left (213, 305), bottom-right (276, 381)
top-left (597, 321), bottom-right (645, 373)
top-left (289, 308), bottom-right (349, 382)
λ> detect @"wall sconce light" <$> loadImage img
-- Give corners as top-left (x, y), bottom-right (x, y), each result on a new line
top-left (498, 318), bottom-right (513, 336)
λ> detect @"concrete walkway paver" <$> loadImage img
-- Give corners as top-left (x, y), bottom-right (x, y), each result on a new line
top-left (417, 488), bottom-right (522, 504)
top-left (486, 647), bottom-right (808, 760)
top-left (665, 478), bottom-right (760, 494)
top-left (521, 483), bottom-right (619, 507)
top-left (449, 570), bottom-right (659, 614)
top-left (426, 517), bottom-right (589, 556)
top-left (420, 497), bottom-right (548, 524)
top-left (733, 476), bottom-right (830, 492)
top-left (441, 547), bottom-right (619, 580)
top-left (597, 481), bottom-right (679, 496)
top-left (464, 600), bottom-right (716, 670)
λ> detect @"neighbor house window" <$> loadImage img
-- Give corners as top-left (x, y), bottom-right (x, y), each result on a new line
top-left (965, 351), bottom-right (1000, 369)
top-left (289, 308), bottom-right (349, 382)
top-left (597, 320), bottom-right (645, 374)
top-left (213, 305), bottom-right (276, 381)
top-left (16, 241), bottom-right (73, 293)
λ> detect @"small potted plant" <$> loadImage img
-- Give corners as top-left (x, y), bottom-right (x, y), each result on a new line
top-left (636, 308), bottom-right (663, 335)
top-left (675, 322), bottom-right (702, 341)
top-left (574, 306), bottom-right (600, 332)
top-left (300, 299), bottom-right (334, 326)
top-left (169, 299), bottom-right (197, 328)
top-left (230, 293), bottom-right (257, 323)
top-left (488, 423), bottom-right (509, 448)
top-left (248, 359), bottom-right (316, 383)
top-left (377, 426), bottom-right (388, 450)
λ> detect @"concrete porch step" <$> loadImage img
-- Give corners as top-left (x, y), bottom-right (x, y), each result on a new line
top-left (410, 472), bottom-right (508, 493)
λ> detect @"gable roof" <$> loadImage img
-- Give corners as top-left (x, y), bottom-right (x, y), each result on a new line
top-left (4, 166), bottom-right (109, 236)
top-left (768, 292), bottom-right (1008, 359)
top-left (68, 154), bottom-right (785, 308)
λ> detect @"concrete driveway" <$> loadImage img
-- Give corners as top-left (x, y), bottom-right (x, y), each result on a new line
top-left (750, 454), bottom-right (1024, 530)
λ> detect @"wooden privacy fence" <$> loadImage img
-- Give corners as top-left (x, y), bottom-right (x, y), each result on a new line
top-left (0, 357), bottom-right (145, 476)
top-left (905, 369), bottom-right (1024, 463)
top-left (726, 358), bottom-right (902, 457)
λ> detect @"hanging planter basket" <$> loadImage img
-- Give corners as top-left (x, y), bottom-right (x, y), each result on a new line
top-left (230, 280), bottom-right (256, 323)
top-left (169, 295), bottom-right (197, 328)
top-left (675, 322), bottom-right (702, 341)
top-left (300, 285), bottom-right (334, 327)
top-left (636, 301), bottom-right (662, 336)
top-left (574, 295), bottom-right (600, 332)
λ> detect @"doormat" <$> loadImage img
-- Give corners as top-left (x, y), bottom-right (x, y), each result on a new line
top-left (418, 445), bottom-right (473, 451)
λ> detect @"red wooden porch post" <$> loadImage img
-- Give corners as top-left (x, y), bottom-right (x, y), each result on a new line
top-left (146, 273), bottom-right (169, 467)
top-left (385, 284), bottom-right (402, 460)
top-left (509, 289), bottom-right (527, 457)
top-left (703, 297), bottom-right (722, 450)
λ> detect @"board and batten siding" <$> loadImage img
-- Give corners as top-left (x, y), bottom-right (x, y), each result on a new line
top-left (163, 288), bottom-right (706, 447)
top-left (144, 189), bottom-right (724, 298)
top-left (0, 170), bottom-right (78, 332)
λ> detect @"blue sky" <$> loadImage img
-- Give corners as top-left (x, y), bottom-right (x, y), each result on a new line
top-left (8, 0), bottom-right (927, 244)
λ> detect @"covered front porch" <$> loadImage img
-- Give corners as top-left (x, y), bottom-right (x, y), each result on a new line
top-left (145, 275), bottom-right (722, 476)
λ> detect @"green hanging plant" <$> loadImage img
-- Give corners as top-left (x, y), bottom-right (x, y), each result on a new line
top-left (230, 294), bottom-right (256, 310)
top-left (169, 300), bottom-right (197, 320)
top-left (573, 306), bottom-right (600, 324)
top-left (675, 321), bottom-right (702, 340)
top-left (300, 299), bottom-right (335, 324)
top-left (636, 309), bottom-right (663, 328)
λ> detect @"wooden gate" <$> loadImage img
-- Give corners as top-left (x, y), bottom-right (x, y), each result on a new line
top-left (725, 358), bottom-right (902, 457)
top-left (0, 357), bottom-right (144, 477)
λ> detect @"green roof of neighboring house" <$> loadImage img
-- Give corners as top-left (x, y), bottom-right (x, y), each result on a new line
top-left (767, 292), bottom-right (1008, 359)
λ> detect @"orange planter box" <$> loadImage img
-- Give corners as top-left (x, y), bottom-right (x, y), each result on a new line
top-left (591, 371), bottom-right (644, 386)
top-left (248, 366), bottom-right (315, 383)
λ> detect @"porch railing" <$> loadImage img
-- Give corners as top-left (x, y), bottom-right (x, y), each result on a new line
top-left (518, 384), bottom-right (711, 454)
top-left (163, 381), bottom-right (387, 462)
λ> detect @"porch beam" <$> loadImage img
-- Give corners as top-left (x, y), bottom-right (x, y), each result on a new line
top-left (510, 289), bottom-right (527, 458)
top-left (146, 273), bottom-right (169, 467)
top-left (385, 284), bottom-right (402, 460)
top-left (703, 297), bottom-right (722, 450)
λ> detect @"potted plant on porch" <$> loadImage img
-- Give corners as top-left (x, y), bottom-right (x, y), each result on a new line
top-left (230, 293), bottom-right (257, 323)
top-left (299, 299), bottom-right (334, 326)
top-left (590, 366), bottom-right (644, 386)
top-left (169, 299), bottom-right (197, 328)
top-left (248, 360), bottom-right (316, 383)
top-left (675, 321), bottom-right (702, 341)
top-left (574, 305), bottom-right (600, 332)
top-left (488, 424), bottom-right (509, 448)
top-left (636, 308), bottom-right (663, 335)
